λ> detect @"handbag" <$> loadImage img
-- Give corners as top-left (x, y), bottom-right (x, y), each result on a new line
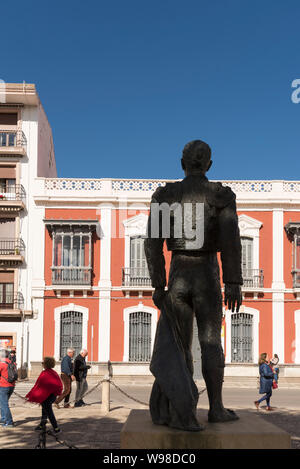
top-left (272, 380), bottom-right (278, 389)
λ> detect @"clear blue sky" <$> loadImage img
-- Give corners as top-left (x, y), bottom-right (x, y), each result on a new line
top-left (1, 0), bottom-right (300, 180)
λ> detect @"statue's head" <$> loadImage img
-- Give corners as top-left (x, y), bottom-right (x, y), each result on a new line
top-left (181, 140), bottom-right (212, 175)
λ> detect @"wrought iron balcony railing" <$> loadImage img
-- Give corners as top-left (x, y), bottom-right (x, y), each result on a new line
top-left (242, 269), bottom-right (264, 288)
top-left (122, 267), bottom-right (152, 287)
top-left (0, 130), bottom-right (27, 150)
top-left (0, 184), bottom-right (26, 204)
top-left (0, 292), bottom-right (24, 310)
top-left (52, 267), bottom-right (92, 285)
top-left (0, 238), bottom-right (25, 256)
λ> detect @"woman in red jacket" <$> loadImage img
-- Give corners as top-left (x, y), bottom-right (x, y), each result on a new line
top-left (26, 357), bottom-right (63, 433)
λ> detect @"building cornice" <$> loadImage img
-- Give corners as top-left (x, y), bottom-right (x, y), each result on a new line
top-left (33, 178), bottom-right (300, 207)
top-left (1, 83), bottom-right (40, 106)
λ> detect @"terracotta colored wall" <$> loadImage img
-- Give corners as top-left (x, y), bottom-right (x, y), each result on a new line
top-left (43, 208), bottom-right (101, 359)
top-left (257, 300), bottom-right (273, 358)
top-left (43, 296), bottom-right (99, 359)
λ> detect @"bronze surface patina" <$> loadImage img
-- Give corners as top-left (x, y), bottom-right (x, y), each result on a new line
top-left (144, 140), bottom-right (243, 431)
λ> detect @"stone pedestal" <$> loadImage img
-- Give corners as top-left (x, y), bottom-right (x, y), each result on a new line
top-left (121, 409), bottom-right (291, 449)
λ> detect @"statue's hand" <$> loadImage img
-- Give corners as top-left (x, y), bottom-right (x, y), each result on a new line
top-left (152, 287), bottom-right (167, 309)
top-left (224, 284), bottom-right (242, 312)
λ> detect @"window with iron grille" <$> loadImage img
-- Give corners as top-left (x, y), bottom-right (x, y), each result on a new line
top-left (52, 229), bottom-right (92, 285)
top-left (60, 311), bottom-right (83, 359)
top-left (231, 312), bottom-right (253, 363)
top-left (129, 311), bottom-right (151, 362)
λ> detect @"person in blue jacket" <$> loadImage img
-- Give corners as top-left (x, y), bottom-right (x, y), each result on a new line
top-left (254, 353), bottom-right (274, 411)
top-left (54, 348), bottom-right (75, 408)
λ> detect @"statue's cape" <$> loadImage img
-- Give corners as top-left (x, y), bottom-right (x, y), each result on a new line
top-left (149, 296), bottom-right (199, 429)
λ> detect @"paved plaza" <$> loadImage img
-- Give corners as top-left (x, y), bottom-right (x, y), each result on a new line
top-left (0, 379), bottom-right (299, 449)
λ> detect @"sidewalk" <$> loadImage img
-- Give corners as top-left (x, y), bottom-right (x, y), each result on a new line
top-left (0, 381), bottom-right (299, 449)
top-left (0, 403), bottom-right (131, 449)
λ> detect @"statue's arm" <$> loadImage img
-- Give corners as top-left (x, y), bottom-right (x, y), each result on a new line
top-left (218, 198), bottom-right (243, 285)
top-left (218, 198), bottom-right (243, 312)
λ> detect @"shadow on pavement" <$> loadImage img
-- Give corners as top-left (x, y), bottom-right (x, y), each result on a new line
top-left (0, 412), bottom-right (125, 449)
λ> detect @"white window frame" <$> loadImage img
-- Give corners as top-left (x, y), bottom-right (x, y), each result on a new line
top-left (238, 214), bottom-right (262, 272)
top-left (123, 213), bottom-right (148, 272)
top-left (54, 303), bottom-right (89, 361)
top-left (123, 303), bottom-right (157, 362)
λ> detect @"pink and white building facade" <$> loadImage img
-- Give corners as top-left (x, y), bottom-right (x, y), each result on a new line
top-left (1, 84), bottom-right (300, 378)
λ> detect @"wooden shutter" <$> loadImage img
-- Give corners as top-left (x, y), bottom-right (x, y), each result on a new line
top-left (0, 271), bottom-right (14, 282)
top-left (241, 237), bottom-right (253, 271)
top-left (0, 166), bottom-right (16, 179)
top-left (130, 237), bottom-right (147, 271)
top-left (0, 113), bottom-right (17, 126)
top-left (0, 218), bottom-right (15, 237)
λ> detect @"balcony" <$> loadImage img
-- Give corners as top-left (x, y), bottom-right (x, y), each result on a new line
top-left (0, 130), bottom-right (27, 157)
top-left (0, 238), bottom-right (25, 266)
top-left (0, 292), bottom-right (24, 315)
top-left (0, 184), bottom-right (26, 212)
top-left (51, 267), bottom-right (92, 287)
top-left (122, 267), bottom-right (152, 288)
top-left (242, 269), bottom-right (264, 289)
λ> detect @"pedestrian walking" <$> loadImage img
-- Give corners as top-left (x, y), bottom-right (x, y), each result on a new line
top-left (74, 349), bottom-right (91, 407)
top-left (270, 354), bottom-right (279, 385)
top-left (254, 353), bottom-right (274, 411)
top-left (0, 349), bottom-right (17, 428)
top-left (8, 347), bottom-right (16, 365)
top-left (26, 357), bottom-right (63, 433)
top-left (55, 348), bottom-right (75, 409)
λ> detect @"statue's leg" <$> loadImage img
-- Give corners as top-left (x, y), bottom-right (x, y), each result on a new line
top-left (164, 259), bottom-right (202, 431)
top-left (193, 256), bottom-right (239, 423)
top-left (168, 277), bottom-right (194, 375)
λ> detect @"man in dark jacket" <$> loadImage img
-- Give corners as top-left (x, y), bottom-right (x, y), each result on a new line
top-left (144, 140), bottom-right (243, 430)
top-left (55, 348), bottom-right (75, 408)
top-left (74, 349), bottom-right (90, 407)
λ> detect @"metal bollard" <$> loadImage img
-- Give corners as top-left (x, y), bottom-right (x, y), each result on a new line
top-left (101, 377), bottom-right (110, 413)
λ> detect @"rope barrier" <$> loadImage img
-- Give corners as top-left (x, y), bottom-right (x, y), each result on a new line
top-left (46, 430), bottom-right (79, 449)
top-left (109, 379), bottom-right (207, 405)
top-left (35, 426), bottom-right (46, 449)
top-left (13, 378), bottom-right (207, 407)
top-left (67, 378), bottom-right (106, 406)
top-left (110, 380), bottom-right (149, 406)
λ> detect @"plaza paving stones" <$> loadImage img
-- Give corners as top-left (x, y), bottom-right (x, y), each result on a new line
top-left (0, 379), bottom-right (299, 449)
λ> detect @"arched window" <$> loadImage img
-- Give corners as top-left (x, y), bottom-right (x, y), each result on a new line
top-left (60, 311), bottom-right (83, 359)
top-left (129, 311), bottom-right (151, 362)
top-left (231, 312), bottom-right (253, 363)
